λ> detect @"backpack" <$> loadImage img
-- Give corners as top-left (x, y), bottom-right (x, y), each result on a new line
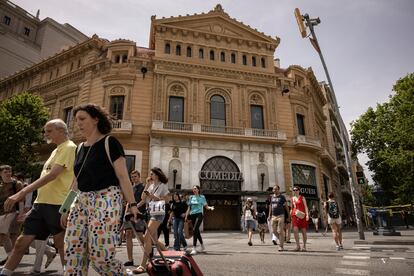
top-left (257, 211), bottom-right (267, 224)
top-left (328, 201), bottom-right (339, 219)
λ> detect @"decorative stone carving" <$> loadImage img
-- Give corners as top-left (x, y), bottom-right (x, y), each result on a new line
top-left (250, 93), bottom-right (263, 105)
top-left (169, 84), bottom-right (185, 96)
top-left (172, 147), bottom-right (179, 158)
top-left (110, 86), bottom-right (125, 95)
top-left (259, 152), bottom-right (265, 162)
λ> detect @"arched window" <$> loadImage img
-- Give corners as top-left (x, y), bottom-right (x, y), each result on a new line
top-left (220, 52), bottom-right (225, 62)
top-left (164, 43), bottom-right (171, 54)
top-left (296, 113), bottom-right (306, 135)
top-left (261, 57), bottom-right (266, 68)
top-left (186, 46), bottom-right (192, 57)
top-left (176, 45), bottom-right (181, 56)
top-left (199, 48), bottom-right (204, 59)
top-left (169, 96), bottom-right (184, 122)
top-left (209, 50), bottom-right (215, 60)
top-left (251, 105), bottom-right (264, 129)
top-left (231, 53), bottom-right (236, 64)
top-left (242, 55), bottom-right (247, 65)
top-left (210, 95), bottom-right (225, 126)
top-left (252, 56), bottom-right (257, 67)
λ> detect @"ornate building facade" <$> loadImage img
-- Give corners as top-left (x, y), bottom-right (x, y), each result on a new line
top-left (0, 5), bottom-right (358, 230)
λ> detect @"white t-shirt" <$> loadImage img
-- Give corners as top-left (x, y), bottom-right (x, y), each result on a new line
top-left (147, 183), bottom-right (169, 200)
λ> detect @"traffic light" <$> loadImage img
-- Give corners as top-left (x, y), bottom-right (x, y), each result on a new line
top-left (294, 8), bottom-right (307, 38)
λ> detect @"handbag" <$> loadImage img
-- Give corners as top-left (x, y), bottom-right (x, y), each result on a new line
top-left (148, 200), bottom-right (166, 216)
top-left (184, 220), bottom-right (193, 239)
top-left (295, 209), bottom-right (306, 219)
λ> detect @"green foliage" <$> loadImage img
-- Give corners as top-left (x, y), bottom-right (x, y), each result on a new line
top-left (0, 92), bottom-right (49, 175)
top-left (351, 73), bottom-right (414, 205)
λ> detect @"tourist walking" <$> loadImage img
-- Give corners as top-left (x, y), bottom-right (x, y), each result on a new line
top-left (244, 198), bottom-right (256, 246)
top-left (185, 185), bottom-right (214, 255)
top-left (133, 167), bottom-right (170, 274)
top-left (61, 104), bottom-right (139, 275)
top-left (324, 192), bottom-right (343, 250)
top-left (1, 119), bottom-right (76, 276)
top-left (256, 207), bottom-right (267, 244)
top-left (169, 192), bottom-right (188, 251)
top-left (310, 204), bottom-right (320, 232)
top-left (291, 186), bottom-right (309, 251)
top-left (268, 185), bottom-right (289, 251)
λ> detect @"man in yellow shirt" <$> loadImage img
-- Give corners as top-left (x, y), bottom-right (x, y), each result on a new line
top-left (1, 119), bottom-right (76, 275)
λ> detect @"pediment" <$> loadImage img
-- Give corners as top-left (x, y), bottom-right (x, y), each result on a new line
top-left (155, 8), bottom-right (278, 44)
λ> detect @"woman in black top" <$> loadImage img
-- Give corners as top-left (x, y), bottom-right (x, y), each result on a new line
top-left (169, 193), bottom-right (188, 251)
top-left (61, 104), bottom-right (139, 275)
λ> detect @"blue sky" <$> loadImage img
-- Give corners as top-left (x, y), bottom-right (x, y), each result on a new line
top-left (13, 0), bottom-right (414, 182)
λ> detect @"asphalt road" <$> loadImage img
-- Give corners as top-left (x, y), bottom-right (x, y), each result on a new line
top-left (1, 229), bottom-right (414, 275)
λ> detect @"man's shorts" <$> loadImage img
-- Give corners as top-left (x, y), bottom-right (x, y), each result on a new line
top-left (23, 203), bottom-right (63, 240)
top-left (0, 212), bottom-right (16, 234)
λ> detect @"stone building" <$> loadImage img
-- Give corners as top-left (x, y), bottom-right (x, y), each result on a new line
top-left (0, 5), bottom-right (358, 230)
top-left (0, 0), bottom-right (88, 79)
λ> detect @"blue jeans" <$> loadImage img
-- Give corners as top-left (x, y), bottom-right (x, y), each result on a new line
top-left (173, 217), bottom-right (187, 250)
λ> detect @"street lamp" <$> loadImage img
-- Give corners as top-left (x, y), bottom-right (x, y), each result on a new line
top-left (294, 8), bottom-right (366, 240)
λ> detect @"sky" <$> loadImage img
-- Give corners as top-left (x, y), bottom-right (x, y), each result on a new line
top-left (12, 0), bottom-right (414, 183)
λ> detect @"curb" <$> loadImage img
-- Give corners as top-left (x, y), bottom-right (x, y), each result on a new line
top-left (354, 240), bottom-right (414, 245)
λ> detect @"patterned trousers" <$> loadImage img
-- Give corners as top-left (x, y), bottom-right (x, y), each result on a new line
top-left (64, 186), bottom-right (124, 275)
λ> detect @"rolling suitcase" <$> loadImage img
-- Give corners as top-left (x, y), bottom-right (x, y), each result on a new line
top-left (128, 216), bottom-right (203, 276)
top-left (147, 250), bottom-right (203, 276)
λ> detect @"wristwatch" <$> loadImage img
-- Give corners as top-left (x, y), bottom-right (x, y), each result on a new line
top-left (130, 202), bottom-right (138, 208)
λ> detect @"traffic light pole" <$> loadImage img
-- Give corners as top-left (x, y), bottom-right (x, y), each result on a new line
top-left (301, 12), bottom-right (365, 240)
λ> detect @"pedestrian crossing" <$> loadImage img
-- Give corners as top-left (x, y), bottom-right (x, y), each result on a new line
top-left (334, 245), bottom-right (410, 275)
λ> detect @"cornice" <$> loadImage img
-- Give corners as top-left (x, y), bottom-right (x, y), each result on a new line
top-left (28, 70), bottom-right (85, 94)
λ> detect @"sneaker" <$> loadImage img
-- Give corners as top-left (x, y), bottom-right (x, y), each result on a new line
top-left (339, 245), bottom-right (344, 250)
top-left (336, 245), bottom-right (341, 251)
top-left (272, 240), bottom-right (277, 245)
top-left (190, 248), bottom-right (197, 255)
top-left (45, 251), bottom-right (57, 269)
top-left (200, 244), bottom-right (205, 252)
top-left (278, 246), bottom-right (284, 252)
top-left (124, 260), bottom-right (134, 266)
top-left (248, 241), bottom-right (252, 246)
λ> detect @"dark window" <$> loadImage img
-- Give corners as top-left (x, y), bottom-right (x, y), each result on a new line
top-left (199, 48), bottom-right (204, 59)
top-left (176, 45), bottom-right (181, 56)
top-left (64, 107), bottom-right (73, 126)
top-left (242, 55), bottom-right (247, 65)
top-left (231, 53), bottom-right (236, 64)
top-left (125, 155), bottom-right (136, 174)
top-left (296, 113), bottom-right (305, 135)
top-left (70, 62), bottom-right (74, 72)
top-left (165, 43), bottom-right (171, 54)
top-left (169, 96), bottom-right (184, 122)
top-left (3, 16), bottom-right (11, 26)
top-left (56, 68), bottom-right (59, 77)
top-left (24, 27), bottom-right (30, 36)
top-left (115, 55), bottom-right (120, 63)
top-left (77, 59), bottom-right (81, 68)
top-left (110, 96), bottom-right (125, 120)
top-left (122, 55), bottom-right (128, 63)
top-left (209, 50), bottom-right (215, 60)
top-left (220, 52), bottom-right (225, 62)
top-left (186, 46), bottom-right (192, 57)
top-left (252, 56), bottom-right (257, 67)
top-left (251, 105), bottom-right (264, 129)
top-left (210, 95), bottom-right (225, 126)
top-left (261, 57), bottom-right (266, 68)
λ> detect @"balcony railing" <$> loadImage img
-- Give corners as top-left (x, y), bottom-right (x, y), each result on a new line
top-left (111, 120), bottom-right (132, 134)
top-left (152, 121), bottom-right (287, 142)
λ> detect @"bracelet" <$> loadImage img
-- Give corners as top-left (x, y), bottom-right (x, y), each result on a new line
top-left (130, 202), bottom-right (138, 208)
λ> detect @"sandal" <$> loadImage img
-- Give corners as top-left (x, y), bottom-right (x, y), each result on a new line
top-left (133, 265), bottom-right (146, 274)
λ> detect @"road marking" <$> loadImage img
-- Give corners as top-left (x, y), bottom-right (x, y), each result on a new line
top-left (343, 255), bottom-right (370, 260)
top-left (340, 260), bottom-right (369, 266)
top-left (382, 249), bottom-right (394, 252)
top-left (381, 258), bottom-right (386, 264)
top-left (352, 246), bottom-right (371, 250)
top-left (335, 268), bottom-right (370, 275)
top-left (348, 252), bottom-right (370, 255)
top-left (389, 257), bottom-right (405, 260)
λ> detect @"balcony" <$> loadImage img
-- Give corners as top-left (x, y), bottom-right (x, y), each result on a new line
top-left (320, 148), bottom-right (336, 167)
top-left (293, 135), bottom-right (322, 152)
top-left (151, 121), bottom-right (287, 144)
top-left (337, 160), bottom-right (349, 176)
top-left (111, 120), bottom-right (132, 135)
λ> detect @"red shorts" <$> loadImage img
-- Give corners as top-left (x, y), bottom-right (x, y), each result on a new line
top-left (292, 215), bottom-right (308, 229)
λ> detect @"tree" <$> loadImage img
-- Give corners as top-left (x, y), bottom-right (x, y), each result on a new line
top-left (351, 73), bottom-right (414, 205)
top-left (0, 92), bottom-right (49, 177)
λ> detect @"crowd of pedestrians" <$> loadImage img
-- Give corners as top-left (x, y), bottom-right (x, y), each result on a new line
top-left (0, 103), bottom-right (376, 275)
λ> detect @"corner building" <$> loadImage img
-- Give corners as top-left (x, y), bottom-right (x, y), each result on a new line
top-left (0, 5), bottom-right (351, 230)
